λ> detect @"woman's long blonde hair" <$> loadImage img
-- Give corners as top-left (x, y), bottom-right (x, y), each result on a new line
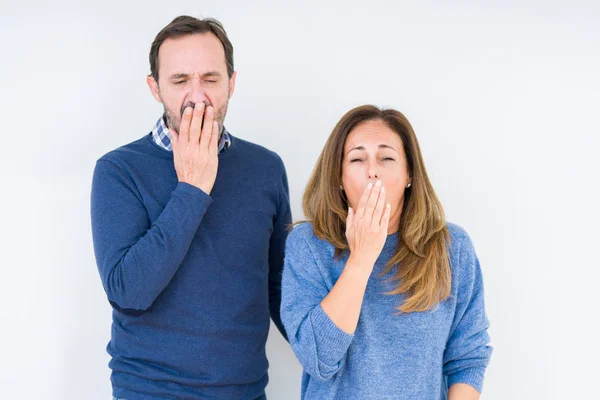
top-left (301, 105), bottom-right (451, 313)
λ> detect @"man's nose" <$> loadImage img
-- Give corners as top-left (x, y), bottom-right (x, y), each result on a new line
top-left (187, 80), bottom-right (210, 107)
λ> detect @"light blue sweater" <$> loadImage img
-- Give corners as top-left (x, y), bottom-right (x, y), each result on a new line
top-left (281, 222), bottom-right (492, 400)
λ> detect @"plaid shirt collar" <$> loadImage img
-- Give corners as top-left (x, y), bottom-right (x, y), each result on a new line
top-left (151, 116), bottom-right (231, 153)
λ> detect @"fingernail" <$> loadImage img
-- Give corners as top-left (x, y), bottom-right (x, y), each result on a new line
top-left (375, 180), bottom-right (381, 187)
top-left (367, 183), bottom-right (373, 190)
top-left (185, 107), bottom-right (192, 115)
top-left (381, 187), bottom-right (385, 193)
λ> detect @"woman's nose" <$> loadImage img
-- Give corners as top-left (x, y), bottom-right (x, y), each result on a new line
top-left (367, 164), bottom-right (379, 180)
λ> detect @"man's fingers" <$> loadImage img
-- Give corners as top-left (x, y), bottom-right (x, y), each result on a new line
top-left (209, 120), bottom-right (219, 155)
top-left (200, 106), bottom-right (215, 152)
top-left (189, 103), bottom-right (205, 144)
top-left (170, 129), bottom-right (180, 153)
top-left (179, 106), bottom-right (193, 145)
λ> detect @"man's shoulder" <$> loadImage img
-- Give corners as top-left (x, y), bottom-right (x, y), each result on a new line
top-left (231, 135), bottom-right (285, 169)
top-left (97, 134), bottom-right (161, 166)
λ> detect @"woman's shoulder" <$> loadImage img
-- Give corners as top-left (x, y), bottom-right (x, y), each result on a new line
top-left (286, 222), bottom-right (336, 255)
top-left (445, 222), bottom-right (479, 275)
top-left (287, 222), bottom-right (321, 247)
top-left (445, 222), bottom-right (477, 259)
top-left (446, 222), bottom-right (471, 243)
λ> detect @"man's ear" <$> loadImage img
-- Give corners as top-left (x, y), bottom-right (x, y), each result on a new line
top-left (228, 71), bottom-right (237, 98)
top-left (147, 75), bottom-right (162, 103)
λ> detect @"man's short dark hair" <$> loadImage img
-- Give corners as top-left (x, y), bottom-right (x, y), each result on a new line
top-left (149, 15), bottom-right (234, 82)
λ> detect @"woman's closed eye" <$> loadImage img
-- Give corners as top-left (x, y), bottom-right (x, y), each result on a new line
top-left (350, 157), bottom-right (395, 163)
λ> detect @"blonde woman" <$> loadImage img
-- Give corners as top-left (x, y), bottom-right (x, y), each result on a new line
top-left (281, 105), bottom-right (492, 400)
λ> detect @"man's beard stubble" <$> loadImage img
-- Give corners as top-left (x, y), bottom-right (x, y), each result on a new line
top-left (163, 99), bottom-right (228, 136)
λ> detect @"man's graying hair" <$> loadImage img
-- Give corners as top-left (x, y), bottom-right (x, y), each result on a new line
top-left (149, 15), bottom-right (234, 82)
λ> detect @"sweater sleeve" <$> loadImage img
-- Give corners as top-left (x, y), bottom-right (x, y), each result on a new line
top-left (90, 158), bottom-right (211, 312)
top-left (280, 228), bottom-right (354, 381)
top-left (267, 157), bottom-right (292, 341)
top-left (443, 233), bottom-right (493, 393)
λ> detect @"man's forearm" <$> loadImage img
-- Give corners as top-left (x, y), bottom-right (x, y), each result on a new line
top-left (92, 178), bottom-right (211, 311)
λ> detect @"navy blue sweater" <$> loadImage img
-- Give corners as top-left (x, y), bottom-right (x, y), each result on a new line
top-left (91, 132), bottom-right (291, 399)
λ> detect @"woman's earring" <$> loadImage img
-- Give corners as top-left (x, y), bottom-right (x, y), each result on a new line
top-left (407, 183), bottom-right (412, 188)
top-left (340, 185), bottom-right (344, 191)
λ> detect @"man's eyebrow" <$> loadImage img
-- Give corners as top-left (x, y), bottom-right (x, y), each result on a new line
top-left (168, 71), bottom-right (223, 81)
top-left (169, 73), bottom-right (189, 80)
top-left (201, 71), bottom-right (221, 78)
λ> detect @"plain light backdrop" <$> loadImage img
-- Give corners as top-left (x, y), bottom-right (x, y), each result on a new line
top-left (0, 0), bottom-right (598, 399)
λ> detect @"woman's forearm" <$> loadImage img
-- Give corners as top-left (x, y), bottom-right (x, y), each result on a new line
top-left (448, 383), bottom-right (480, 400)
top-left (320, 257), bottom-right (372, 334)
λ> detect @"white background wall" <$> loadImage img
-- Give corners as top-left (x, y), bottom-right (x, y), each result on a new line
top-left (1, 0), bottom-right (598, 398)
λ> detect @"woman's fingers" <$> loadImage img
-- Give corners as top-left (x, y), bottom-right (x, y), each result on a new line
top-left (380, 203), bottom-right (391, 234)
top-left (363, 180), bottom-right (382, 223)
top-left (354, 182), bottom-right (373, 221)
top-left (346, 206), bottom-right (354, 236)
top-left (371, 185), bottom-right (386, 229)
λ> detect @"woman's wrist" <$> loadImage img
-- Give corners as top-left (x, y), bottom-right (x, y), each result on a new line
top-left (346, 254), bottom-right (375, 277)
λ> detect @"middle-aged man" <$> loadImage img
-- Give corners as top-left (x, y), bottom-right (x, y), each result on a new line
top-left (91, 15), bottom-right (290, 399)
